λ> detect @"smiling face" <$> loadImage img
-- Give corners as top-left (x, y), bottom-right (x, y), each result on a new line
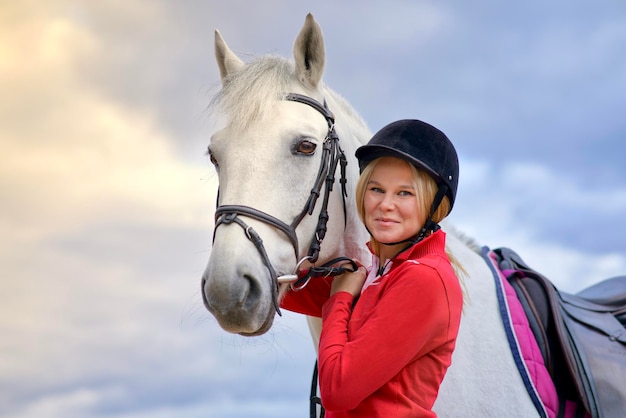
top-left (362, 157), bottom-right (427, 261)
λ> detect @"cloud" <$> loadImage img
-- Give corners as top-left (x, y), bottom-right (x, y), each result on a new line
top-left (0, 1), bottom-right (215, 237)
top-left (0, 4), bottom-right (230, 417)
top-left (451, 157), bottom-right (626, 291)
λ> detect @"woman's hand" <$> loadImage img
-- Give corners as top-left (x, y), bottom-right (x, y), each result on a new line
top-left (330, 265), bottom-right (367, 298)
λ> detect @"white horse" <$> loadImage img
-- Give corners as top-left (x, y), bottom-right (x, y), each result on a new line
top-left (202, 13), bottom-right (542, 417)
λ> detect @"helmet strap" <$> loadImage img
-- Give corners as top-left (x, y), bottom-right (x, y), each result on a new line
top-left (414, 184), bottom-right (448, 242)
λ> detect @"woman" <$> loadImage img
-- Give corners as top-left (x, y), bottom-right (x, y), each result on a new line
top-left (281, 119), bottom-right (464, 417)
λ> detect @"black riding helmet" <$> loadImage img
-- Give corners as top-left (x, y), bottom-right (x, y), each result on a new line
top-left (355, 119), bottom-right (459, 245)
top-left (356, 119), bottom-right (459, 213)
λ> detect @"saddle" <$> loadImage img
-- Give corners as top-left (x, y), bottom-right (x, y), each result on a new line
top-left (494, 247), bottom-right (626, 418)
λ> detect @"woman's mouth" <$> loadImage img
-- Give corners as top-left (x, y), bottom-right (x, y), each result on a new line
top-left (376, 217), bottom-right (398, 226)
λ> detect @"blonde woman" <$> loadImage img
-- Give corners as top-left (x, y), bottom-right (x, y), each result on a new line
top-left (282, 119), bottom-right (463, 417)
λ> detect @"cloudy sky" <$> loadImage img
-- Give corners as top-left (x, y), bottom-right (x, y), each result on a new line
top-left (1, 1), bottom-right (625, 417)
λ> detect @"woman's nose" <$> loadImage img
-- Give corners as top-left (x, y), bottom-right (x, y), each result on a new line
top-left (379, 193), bottom-right (395, 210)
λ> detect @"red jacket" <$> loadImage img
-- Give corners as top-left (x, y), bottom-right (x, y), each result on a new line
top-left (281, 230), bottom-right (463, 417)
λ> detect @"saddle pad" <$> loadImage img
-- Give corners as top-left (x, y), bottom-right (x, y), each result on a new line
top-left (482, 247), bottom-right (559, 418)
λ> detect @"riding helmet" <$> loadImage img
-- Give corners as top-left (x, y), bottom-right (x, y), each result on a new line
top-left (355, 119), bottom-right (459, 212)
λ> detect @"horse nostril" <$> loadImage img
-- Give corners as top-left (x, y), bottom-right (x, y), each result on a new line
top-left (242, 274), bottom-right (261, 310)
top-left (201, 275), bottom-right (216, 312)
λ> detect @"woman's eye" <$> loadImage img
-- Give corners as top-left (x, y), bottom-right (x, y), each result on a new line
top-left (295, 140), bottom-right (317, 155)
top-left (370, 187), bottom-right (384, 193)
top-left (399, 190), bottom-right (414, 196)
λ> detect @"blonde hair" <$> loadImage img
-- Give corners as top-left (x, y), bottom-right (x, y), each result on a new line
top-left (355, 157), bottom-right (467, 280)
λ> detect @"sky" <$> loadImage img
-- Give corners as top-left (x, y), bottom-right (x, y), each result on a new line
top-left (1, 1), bottom-right (625, 417)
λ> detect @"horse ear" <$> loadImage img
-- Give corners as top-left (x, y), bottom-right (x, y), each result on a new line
top-left (214, 29), bottom-right (244, 82)
top-left (293, 13), bottom-right (325, 89)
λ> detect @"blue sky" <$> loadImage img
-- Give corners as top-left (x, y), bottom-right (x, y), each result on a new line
top-left (1, 1), bottom-right (625, 417)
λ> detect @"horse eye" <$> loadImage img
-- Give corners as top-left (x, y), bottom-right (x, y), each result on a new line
top-left (295, 140), bottom-right (317, 155)
top-left (207, 147), bottom-right (219, 167)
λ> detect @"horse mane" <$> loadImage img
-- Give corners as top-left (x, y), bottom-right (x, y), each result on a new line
top-left (209, 55), bottom-right (371, 144)
top-left (209, 56), bottom-right (298, 130)
top-left (442, 220), bottom-right (482, 253)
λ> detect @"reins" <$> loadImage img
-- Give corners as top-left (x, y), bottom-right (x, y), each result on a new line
top-left (212, 93), bottom-right (355, 316)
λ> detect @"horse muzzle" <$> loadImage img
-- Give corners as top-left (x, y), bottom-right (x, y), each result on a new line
top-left (201, 233), bottom-right (279, 335)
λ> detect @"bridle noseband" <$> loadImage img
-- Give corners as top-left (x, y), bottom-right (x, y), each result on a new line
top-left (213, 93), bottom-right (355, 315)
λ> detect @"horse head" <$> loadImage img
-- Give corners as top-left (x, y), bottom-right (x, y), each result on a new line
top-left (202, 14), bottom-right (371, 336)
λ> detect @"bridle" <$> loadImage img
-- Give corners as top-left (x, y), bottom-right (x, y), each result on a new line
top-left (212, 93), bottom-right (356, 315)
